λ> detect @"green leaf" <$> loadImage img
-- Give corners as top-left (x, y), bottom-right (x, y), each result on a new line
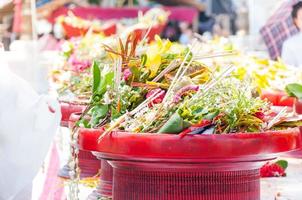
top-left (158, 113), bottom-right (191, 134)
top-left (130, 66), bottom-right (140, 81)
top-left (275, 160), bottom-right (288, 170)
top-left (192, 107), bottom-right (203, 115)
top-left (141, 54), bottom-right (147, 66)
top-left (203, 110), bottom-right (219, 120)
top-left (92, 61), bottom-right (101, 94)
top-left (97, 71), bottom-right (114, 96)
top-left (111, 107), bottom-right (121, 120)
top-left (76, 118), bottom-right (91, 128)
top-left (90, 104), bottom-right (109, 127)
top-left (285, 83), bottom-right (302, 99)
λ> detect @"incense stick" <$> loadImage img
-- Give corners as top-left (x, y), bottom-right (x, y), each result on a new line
top-left (189, 65), bottom-right (235, 104)
top-left (267, 107), bottom-right (288, 129)
top-left (98, 89), bottom-right (164, 141)
top-left (162, 39), bottom-right (198, 104)
top-left (151, 59), bottom-right (180, 82)
top-left (141, 15), bottom-right (156, 43)
top-left (194, 50), bottom-right (238, 60)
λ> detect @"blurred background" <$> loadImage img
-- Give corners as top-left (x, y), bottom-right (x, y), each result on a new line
top-left (0, 0), bottom-right (298, 93)
top-left (0, 0), bottom-right (290, 50)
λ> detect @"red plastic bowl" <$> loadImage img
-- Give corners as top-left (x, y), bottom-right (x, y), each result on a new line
top-left (79, 129), bottom-right (301, 161)
top-left (60, 101), bottom-right (86, 127)
top-left (133, 23), bottom-right (166, 42)
top-left (79, 128), bottom-right (301, 200)
top-left (261, 91), bottom-right (295, 107)
top-left (261, 91), bottom-right (302, 158)
top-left (62, 21), bottom-right (117, 38)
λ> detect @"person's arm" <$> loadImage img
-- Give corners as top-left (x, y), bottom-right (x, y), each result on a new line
top-left (282, 40), bottom-right (297, 67)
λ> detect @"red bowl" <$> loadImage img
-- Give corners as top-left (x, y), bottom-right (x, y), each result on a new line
top-left (261, 91), bottom-right (295, 107)
top-left (101, 22), bottom-right (117, 36)
top-left (133, 23), bottom-right (166, 42)
top-left (79, 128), bottom-right (301, 161)
top-left (62, 22), bottom-right (88, 38)
top-left (78, 128), bottom-right (301, 200)
top-left (62, 21), bottom-right (117, 38)
top-left (68, 112), bottom-right (83, 129)
top-left (60, 101), bottom-right (86, 127)
top-left (261, 91), bottom-right (302, 158)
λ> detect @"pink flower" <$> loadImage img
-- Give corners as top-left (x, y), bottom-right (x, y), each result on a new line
top-left (146, 89), bottom-right (165, 105)
top-left (173, 85), bottom-right (199, 103)
top-left (254, 111), bottom-right (265, 120)
top-left (69, 54), bottom-right (91, 72)
top-left (123, 68), bottom-right (132, 81)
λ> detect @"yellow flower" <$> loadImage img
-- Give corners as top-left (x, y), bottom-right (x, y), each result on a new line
top-left (252, 72), bottom-right (269, 92)
top-left (232, 67), bottom-right (247, 80)
top-left (253, 57), bottom-right (269, 66)
top-left (145, 35), bottom-right (172, 78)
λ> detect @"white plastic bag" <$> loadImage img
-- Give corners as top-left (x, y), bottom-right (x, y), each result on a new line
top-left (0, 52), bottom-right (61, 199)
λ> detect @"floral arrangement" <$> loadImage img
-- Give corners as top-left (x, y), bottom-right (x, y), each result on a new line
top-left (68, 36), bottom-right (302, 139)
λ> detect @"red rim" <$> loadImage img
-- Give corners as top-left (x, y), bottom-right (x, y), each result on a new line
top-left (79, 128), bottom-right (301, 162)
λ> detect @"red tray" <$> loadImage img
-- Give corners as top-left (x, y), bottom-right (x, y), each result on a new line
top-left (79, 128), bottom-right (301, 200)
top-left (60, 101), bottom-right (86, 127)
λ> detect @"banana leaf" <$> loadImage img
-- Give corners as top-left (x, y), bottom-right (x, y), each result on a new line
top-left (158, 112), bottom-right (191, 134)
top-left (285, 83), bottom-right (302, 99)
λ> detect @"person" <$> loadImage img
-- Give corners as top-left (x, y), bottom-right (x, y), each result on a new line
top-left (282, 1), bottom-right (302, 67)
top-left (0, 44), bottom-right (60, 200)
top-left (208, 0), bottom-right (237, 36)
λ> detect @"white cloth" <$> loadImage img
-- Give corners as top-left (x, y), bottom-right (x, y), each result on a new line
top-left (0, 57), bottom-right (61, 199)
top-left (282, 32), bottom-right (302, 68)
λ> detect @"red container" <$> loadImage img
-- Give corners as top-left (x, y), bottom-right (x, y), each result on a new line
top-left (62, 21), bottom-right (117, 38)
top-left (260, 91), bottom-right (295, 107)
top-left (62, 22), bottom-right (87, 38)
top-left (261, 91), bottom-right (302, 158)
top-left (132, 23), bottom-right (166, 42)
top-left (60, 101), bottom-right (86, 127)
top-left (101, 22), bottom-right (117, 36)
top-left (78, 128), bottom-right (301, 200)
